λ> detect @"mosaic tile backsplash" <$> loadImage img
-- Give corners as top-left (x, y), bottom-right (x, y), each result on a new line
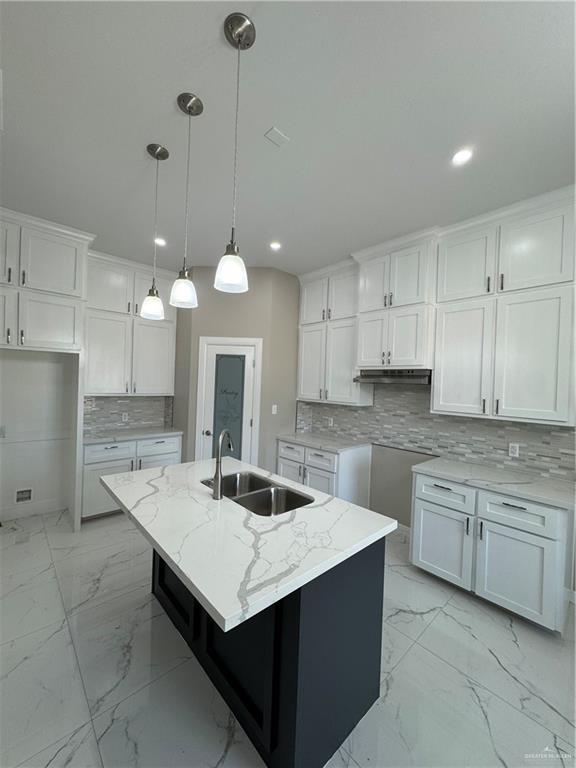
top-left (297, 387), bottom-right (576, 482)
top-left (84, 396), bottom-right (174, 436)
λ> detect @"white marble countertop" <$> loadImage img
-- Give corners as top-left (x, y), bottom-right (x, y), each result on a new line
top-left (101, 457), bottom-right (397, 631)
top-left (277, 432), bottom-right (371, 453)
top-left (413, 458), bottom-right (574, 510)
top-left (84, 428), bottom-right (183, 445)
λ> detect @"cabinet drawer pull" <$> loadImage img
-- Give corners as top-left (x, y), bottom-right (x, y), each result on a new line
top-left (7, 267), bottom-right (11, 283)
top-left (6, 328), bottom-right (10, 344)
top-left (486, 276), bottom-right (491, 293)
top-left (466, 517), bottom-right (470, 535)
top-left (502, 501), bottom-right (527, 511)
top-left (500, 273), bottom-right (504, 291)
top-left (20, 329), bottom-right (24, 345)
top-left (104, 445), bottom-right (118, 450)
top-left (155, 440), bottom-right (166, 444)
top-left (312, 452), bottom-right (325, 458)
top-left (21, 270), bottom-right (26, 285)
top-left (433, 483), bottom-right (453, 492)
top-left (284, 445), bottom-right (295, 450)
top-left (479, 521), bottom-right (484, 540)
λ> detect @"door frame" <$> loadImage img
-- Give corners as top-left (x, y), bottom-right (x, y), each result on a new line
top-left (196, 337), bottom-right (263, 465)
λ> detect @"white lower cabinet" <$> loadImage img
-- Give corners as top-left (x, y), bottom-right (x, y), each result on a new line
top-left (304, 466), bottom-right (336, 495)
top-left (411, 472), bottom-right (570, 632)
top-left (412, 499), bottom-right (474, 590)
top-left (82, 434), bottom-right (181, 518)
top-left (277, 457), bottom-right (303, 483)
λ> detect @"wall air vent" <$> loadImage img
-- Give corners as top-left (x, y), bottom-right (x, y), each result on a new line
top-left (16, 489), bottom-right (33, 503)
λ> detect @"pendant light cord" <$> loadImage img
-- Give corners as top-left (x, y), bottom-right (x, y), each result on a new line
top-left (152, 156), bottom-right (160, 288)
top-left (183, 114), bottom-right (192, 271)
top-left (231, 41), bottom-right (241, 242)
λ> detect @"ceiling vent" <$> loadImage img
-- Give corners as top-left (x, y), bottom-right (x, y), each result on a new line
top-left (264, 126), bottom-right (290, 148)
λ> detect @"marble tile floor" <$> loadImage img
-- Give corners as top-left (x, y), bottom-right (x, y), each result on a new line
top-left (0, 514), bottom-right (574, 768)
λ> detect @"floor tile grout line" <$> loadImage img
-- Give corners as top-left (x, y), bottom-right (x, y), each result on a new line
top-left (412, 630), bottom-right (575, 747)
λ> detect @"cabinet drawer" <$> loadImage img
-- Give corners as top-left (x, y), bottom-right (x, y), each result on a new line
top-left (305, 448), bottom-right (337, 473)
top-left (84, 441), bottom-right (136, 464)
top-left (138, 452), bottom-right (181, 470)
top-left (137, 436), bottom-right (181, 457)
top-left (278, 441), bottom-right (305, 463)
top-left (415, 474), bottom-right (476, 514)
top-left (477, 491), bottom-right (561, 540)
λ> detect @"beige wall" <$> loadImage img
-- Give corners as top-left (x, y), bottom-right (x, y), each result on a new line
top-left (173, 267), bottom-right (300, 471)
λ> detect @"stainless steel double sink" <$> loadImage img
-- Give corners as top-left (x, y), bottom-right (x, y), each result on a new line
top-left (201, 472), bottom-right (314, 517)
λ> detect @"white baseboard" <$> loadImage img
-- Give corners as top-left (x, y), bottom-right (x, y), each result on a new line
top-left (0, 498), bottom-right (68, 523)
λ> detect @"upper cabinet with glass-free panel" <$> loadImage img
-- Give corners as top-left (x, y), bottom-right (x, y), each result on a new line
top-left (0, 221), bottom-right (20, 286)
top-left (87, 256), bottom-right (134, 314)
top-left (437, 226), bottom-right (497, 302)
top-left (299, 277), bottom-right (328, 324)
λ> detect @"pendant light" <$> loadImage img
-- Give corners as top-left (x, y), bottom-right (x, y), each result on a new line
top-left (170, 93), bottom-right (204, 309)
top-left (141, 143), bottom-right (169, 320)
top-left (214, 12), bottom-right (255, 294)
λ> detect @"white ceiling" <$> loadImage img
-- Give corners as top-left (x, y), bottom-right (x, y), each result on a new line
top-left (1, 2), bottom-right (573, 275)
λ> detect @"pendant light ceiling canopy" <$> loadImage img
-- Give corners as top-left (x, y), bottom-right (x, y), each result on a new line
top-left (140, 143), bottom-right (169, 321)
top-left (214, 12), bottom-right (255, 294)
top-left (169, 92), bottom-right (204, 309)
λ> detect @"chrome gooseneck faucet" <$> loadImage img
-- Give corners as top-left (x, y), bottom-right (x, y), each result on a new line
top-left (213, 429), bottom-right (235, 500)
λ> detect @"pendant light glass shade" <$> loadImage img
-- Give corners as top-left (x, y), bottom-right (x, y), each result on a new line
top-left (170, 269), bottom-right (198, 308)
top-left (140, 285), bottom-right (165, 320)
top-left (214, 241), bottom-right (248, 293)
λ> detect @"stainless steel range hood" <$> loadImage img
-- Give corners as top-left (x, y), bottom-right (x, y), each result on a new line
top-left (353, 369), bottom-right (432, 385)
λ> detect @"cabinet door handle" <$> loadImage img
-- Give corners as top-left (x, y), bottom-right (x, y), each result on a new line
top-left (389, 292), bottom-right (393, 306)
top-left (324, 388), bottom-right (328, 400)
top-left (486, 276), bottom-right (491, 293)
top-left (328, 308), bottom-right (332, 320)
top-left (479, 521), bottom-right (484, 540)
top-left (130, 459), bottom-right (134, 471)
top-left (466, 517), bottom-right (470, 535)
top-left (433, 483), bottom-right (452, 492)
top-left (7, 267), bottom-right (11, 283)
top-left (319, 388), bottom-right (323, 399)
top-left (500, 273), bottom-right (504, 291)
top-left (387, 350), bottom-right (391, 365)
top-left (133, 382), bottom-right (136, 394)
top-left (303, 466), bottom-right (307, 482)
top-left (322, 309), bottom-right (325, 320)
top-left (125, 382), bottom-right (129, 393)
top-left (383, 293), bottom-right (387, 308)
top-left (6, 328), bottom-right (10, 344)
top-left (502, 501), bottom-right (527, 511)
top-left (298, 464), bottom-right (302, 478)
top-left (482, 398), bottom-right (486, 414)
top-left (128, 301), bottom-right (131, 314)
top-left (20, 329), bottom-right (24, 345)
top-left (135, 303), bottom-right (139, 314)
top-left (21, 270), bottom-right (26, 285)
top-left (495, 398), bottom-right (499, 415)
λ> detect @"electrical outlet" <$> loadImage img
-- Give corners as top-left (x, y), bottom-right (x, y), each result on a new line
top-left (271, 404), bottom-right (278, 415)
top-left (121, 412), bottom-right (129, 423)
top-left (508, 443), bottom-right (520, 458)
top-left (327, 417), bottom-right (334, 427)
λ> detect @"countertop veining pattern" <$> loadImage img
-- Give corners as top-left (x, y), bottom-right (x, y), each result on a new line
top-left (101, 457), bottom-right (397, 631)
top-left (414, 458), bottom-right (574, 509)
top-left (277, 432), bottom-right (371, 453)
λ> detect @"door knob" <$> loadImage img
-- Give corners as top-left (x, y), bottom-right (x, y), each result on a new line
top-left (204, 429), bottom-right (212, 436)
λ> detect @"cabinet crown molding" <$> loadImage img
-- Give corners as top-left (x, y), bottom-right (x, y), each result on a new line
top-left (89, 249), bottom-right (177, 279)
top-left (298, 257), bottom-right (356, 284)
top-left (352, 228), bottom-right (440, 264)
top-left (0, 207), bottom-right (96, 244)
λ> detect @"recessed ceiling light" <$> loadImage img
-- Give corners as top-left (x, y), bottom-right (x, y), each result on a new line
top-left (451, 147), bottom-right (474, 167)
top-left (269, 241), bottom-right (282, 251)
top-left (154, 237), bottom-right (166, 246)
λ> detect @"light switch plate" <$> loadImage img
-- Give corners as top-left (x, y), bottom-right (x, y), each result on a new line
top-left (272, 404), bottom-right (278, 415)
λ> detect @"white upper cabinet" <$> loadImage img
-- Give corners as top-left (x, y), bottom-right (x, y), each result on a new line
top-left (85, 311), bottom-right (133, 395)
top-left (327, 270), bottom-right (357, 320)
top-left (437, 227), bottom-right (497, 302)
top-left (325, 318), bottom-right (360, 403)
top-left (357, 310), bottom-right (387, 367)
top-left (300, 278), bottom-right (329, 324)
top-left (388, 304), bottom-right (431, 367)
top-left (498, 206), bottom-right (574, 292)
top-left (0, 221), bottom-right (19, 286)
top-left (493, 286), bottom-right (573, 422)
top-left (388, 244), bottom-right (428, 307)
top-left (20, 228), bottom-right (86, 297)
top-left (132, 319), bottom-right (176, 395)
top-left (0, 288), bottom-right (18, 347)
top-left (432, 299), bottom-right (495, 416)
top-left (298, 323), bottom-right (326, 401)
top-left (358, 258), bottom-right (387, 312)
top-left (18, 291), bottom-right (82, 350)
top-left (134, 271), bottom-right (177, 324)
top-left (87, 258), bottom-right (134, 314)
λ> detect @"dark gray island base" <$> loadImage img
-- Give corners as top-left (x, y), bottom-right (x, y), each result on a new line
top-left (153, 538), bottom-right (386, 768)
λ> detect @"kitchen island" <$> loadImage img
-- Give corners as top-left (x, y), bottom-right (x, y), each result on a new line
top-left (101, 457), bottom-right (397, 768)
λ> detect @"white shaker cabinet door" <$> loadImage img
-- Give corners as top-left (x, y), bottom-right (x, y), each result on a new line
top-left (0, 221), bottom-right (19, 286)
top-left (18, 291), bottom-right (82, 350)
top-left (300, 278), bottom-right (328, 325)
top-left (475, 519), bottom-right (557, 629)
top-left (297, 323), bottom-right (326, 401)
top-left (325, 318), bottom-right (358, 403)
top-left (277, 457), bottom-right (303, 484)
top-left (0, 287), bottom-right (18, 347)
top-left (134, 272), bottom-right (177, 324)
top-left (82, 458), bottom-right (134, 518)
top-left (19, 227), bottom-right (85, 297)
top-left (493, 286), bottom-right (572, 422)
top-left (357, 310), bottom-right (387, 367)
top-left (327, 271), bottom-right (357, 320)
top-left (498, 206), bottom-right (574, 292)
top-left (87, 257), bottom-right (133, 314)
top-left (305, 466), bottom-right (336, 495)
top-left (132, 318), bottom-right (176, 395)
top-left (388, 244), bottom-right (427, 307)
top-left (85, 310), bottom-right (133, 394)
top-left (432, 299), bottom-right (495, 415)
top-left (387, 304), bottom-right (430, 367)
top-left (358, 258), bottom-right (387, 312)
top-left (437, 227), bottom-right (497, 302)
top-left (412, 500), bottom-right (474, 590)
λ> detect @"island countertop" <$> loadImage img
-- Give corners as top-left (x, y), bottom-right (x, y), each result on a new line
top-left (101, 457), bottom-right (397, 631)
